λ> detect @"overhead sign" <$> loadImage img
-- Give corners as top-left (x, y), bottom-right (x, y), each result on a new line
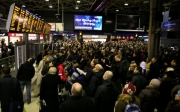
top-left (6, 3), bottom-right (51, 34)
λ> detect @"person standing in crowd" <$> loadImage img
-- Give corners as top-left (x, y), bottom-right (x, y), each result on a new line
top-left (112, 54), bottom-right (125, 92)
top-left (94, 71), bottom-right (118, 112)
top-left (16, 58), bottom-right (35, 104)
top-left (8, 42), bottom-right (14, 56)
top-left (40, 67), bottom-right (61, 112)
top-left (85, 64), bottom-right (104, 97)
top-left (138, 79), bottom-right (160, 112)
top-left (114, 82), bottom-right (140, 112)
top-left (60, 83), bottom-right (94, 112)
top-left (36, 49), bottom-right (46, 66)
top-left (131, 66), bottom-right (147, 96)
top-left (0, 66), bottom-right (23, 112)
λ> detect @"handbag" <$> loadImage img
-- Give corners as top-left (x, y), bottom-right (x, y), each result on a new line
top-left (9, 79), bottom-right (24, 112)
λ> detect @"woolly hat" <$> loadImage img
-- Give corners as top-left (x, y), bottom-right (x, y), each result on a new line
top-left (150, 79), bottom-right (161, 89)
top-left (171, 84), bottom-right (180, 99)
top-left (122, 83), bottom-right (136, 95)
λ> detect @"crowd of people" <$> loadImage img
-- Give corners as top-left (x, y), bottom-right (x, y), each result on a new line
top-left (0, 40), bottom-right (180, 112)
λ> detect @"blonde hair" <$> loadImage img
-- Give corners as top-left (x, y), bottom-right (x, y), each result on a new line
top-left (130, 63), bottom-right (137, 68)
top-left (48, 67), bottom-right (57, 75)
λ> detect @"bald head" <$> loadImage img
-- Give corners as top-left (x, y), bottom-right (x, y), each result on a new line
top-left (94, 64), bottom-right (103, 72)
top-left (71, 83), bottom-right (83, 96)
top-left (103, 71), bottom-right (113, 80)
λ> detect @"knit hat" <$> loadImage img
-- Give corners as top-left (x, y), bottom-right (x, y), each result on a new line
top-left (122, 83), bottom-right (136, 95)
top-left (171, 84), bottom-right (180, 99)
top-left (150, 79), bottom-right (161, 89)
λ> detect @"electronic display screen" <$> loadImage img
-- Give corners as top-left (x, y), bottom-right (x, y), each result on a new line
top-left (74, 15), bottom-right (103, 30)
top-left (115, 14), bottom-right (144, 32)
top-left (6, 3), bottom-right (51, 34)
top-left (161, 20), bottom-right (180, 32)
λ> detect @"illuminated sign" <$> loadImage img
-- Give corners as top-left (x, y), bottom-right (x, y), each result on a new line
top-left (6, 3), bottom-right (51, 34)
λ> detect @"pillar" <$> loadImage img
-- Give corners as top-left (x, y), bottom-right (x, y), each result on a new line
top-left (36, 34), bottom-right (40, 43)
top-left (148, 0), bottom-right (157, 58)
top-left (23, 33), bottom-right (29, 59)
top-left (154, 0), bottom-right (163, 57)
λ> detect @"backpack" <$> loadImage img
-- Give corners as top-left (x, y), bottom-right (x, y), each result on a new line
top-left (124, 103), bottom-right (141, 112)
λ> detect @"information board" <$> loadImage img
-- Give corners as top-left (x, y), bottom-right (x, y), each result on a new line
top-left (6, 3), bottom-right (51, 34)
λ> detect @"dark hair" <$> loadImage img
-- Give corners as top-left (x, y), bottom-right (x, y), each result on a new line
top-left (2, 66), bottom-right (10, 75)
top-left (136, 66), bottom-right (142, 73)
top-left (29, 58), bottom-right (35, 64)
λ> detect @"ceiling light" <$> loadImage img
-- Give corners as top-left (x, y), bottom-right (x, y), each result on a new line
top-left (45, 0), bottom-right (49, 1)
top-left (42, 19), bottom-right (44, 20)
top-left (116, 9), bottom-right (119, 11)
top-left (39, 16), bottom-right (41, 17)
top-left (75, 6), bottom-right (79, 10)
top-left (77, 1), bottom-right (81, 3)
top-left (124, 2), bottom-right (128, 6)
top-left (36, 14), bottom-right (38, 15)
top-left (49, 5), bottom-right (53, 8)
top-left (22, 4), bottom-right (26, 7)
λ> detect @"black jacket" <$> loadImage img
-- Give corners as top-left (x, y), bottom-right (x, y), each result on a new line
top-left (60, 96), bottom-right (94, 112)
top-left (111, 60), bottom-right (124, 81)
top-left (138, 86), bottom-right (160, 112)
top-left (165, 100), bottom-right (180, 112)
top-left (85, 70), bottom-right (104, 97)
top-left (131, 73), bottom-right (147, 96)
top-left (16, 61), bottom-right (35, 81)
top-left (0, 75), bottom-right (23, 111)
top-left (40, 74), bottom-right (61, 112)
top-left (94, 80), bottom-right (118, 112)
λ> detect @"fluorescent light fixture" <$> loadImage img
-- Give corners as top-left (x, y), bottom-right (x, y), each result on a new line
top-left (77, 1), bottom-right (81, 3)
top-left (116, 9), bottom-right (119, 11)
top-left (22, 4), bottom-right (26, 7)
top-left (75, 6), bottom-right (79, 9)
top-left (45, 0), bottom-right (49, 1)
top-left (124, 2), bottom-right (128, 6)
top-left (49, 5), bottom-right (53, 8)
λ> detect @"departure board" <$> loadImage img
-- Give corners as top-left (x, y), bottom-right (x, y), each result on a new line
top-left (6, 3), bottom-right (51, 34)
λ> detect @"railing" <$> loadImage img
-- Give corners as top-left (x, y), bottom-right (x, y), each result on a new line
top-left (0, 55), bottom-right (15, 75)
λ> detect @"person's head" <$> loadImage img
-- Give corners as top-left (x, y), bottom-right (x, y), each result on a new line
top-left (47, 56), bottom-right (54, 62)
top-left (149, 79), bottom-right (161, 89)
top-left (114, 55), bottom-right (121, 62)
top-left (43, 55), bottom-right (48, 62)
top-left (103, 71), bottom-right (113, 80)
top-left (93, 64), bottom-right (103, 73)
top-left (133, 66), bottom-right (142, 74)
top-left (171, 84), bottom-right (180, 100)
top-left (171, 60), bottom-right (177, 67)
top-left (27, 58), bottom-right (35, 65)
top-left (151, 57), bottom-right (157, 63)
top-left (71, 83), bottom-right (83, 96)
top-left (72, 60), bottom-right (79, 67)
top-left (164, 71), bottom-right (176, 79)
top-left (48, 50), bottom-right (53, 55)
top-left (81, 55), bottom-right (87, 60)
top-left (122, 82), bottom-right (136, 95)
top-left (2, 66), bottom-right (10, 75)
top-left (90, 59), bottom-right (99, 67)
top-left (49, 60), bottom-right (57, 67)
top-left (48, 67), bottom-right (57, 75)
top-left (41, 49), bottom-right (45, 55)
top-left (129, 63), bottom-right (137, 71)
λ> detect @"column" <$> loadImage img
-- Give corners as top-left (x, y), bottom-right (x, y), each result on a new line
top-left (148, 0), bottom-right (157, 59)
top-left (154, 0), bottom-right (163, 57)
top-left (36, 34), bottom-right (40, 43)
top-left (23, 33), bottom-right (29, 59)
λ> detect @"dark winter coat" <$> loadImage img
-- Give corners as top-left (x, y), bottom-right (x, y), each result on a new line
top-left (16, 61), bottom-right (35, 81)
top-left (138, 85), bottom-right (160, 112)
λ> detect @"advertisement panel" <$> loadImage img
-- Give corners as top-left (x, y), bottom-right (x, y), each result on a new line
top-left (74, 15), bottom-right (102, 30)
